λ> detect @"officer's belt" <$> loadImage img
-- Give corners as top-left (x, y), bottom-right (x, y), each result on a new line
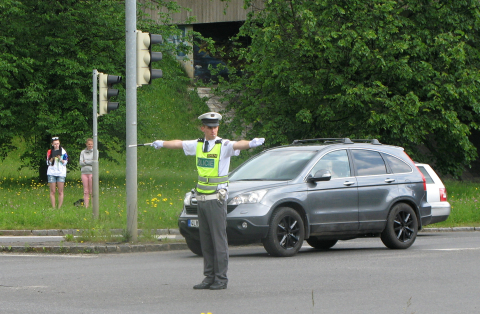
top-left (198, 175), bottom-right (228, 184)
top-left (196, 193), bottom-right (219, 202)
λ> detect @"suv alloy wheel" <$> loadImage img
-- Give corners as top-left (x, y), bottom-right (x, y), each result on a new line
top-left (262, 207), bottom-right (305, 257)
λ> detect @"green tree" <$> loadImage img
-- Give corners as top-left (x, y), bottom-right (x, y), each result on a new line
top-left (214, 0), bottom-right (480, 176)
top-left (0, 0), bottom-right (192, 180)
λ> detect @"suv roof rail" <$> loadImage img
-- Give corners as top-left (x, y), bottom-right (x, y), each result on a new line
top-left (292, 138), bottom-right (354, 145)
top-left (350, 139), bottom-right (382, 145)
top-left (292, 138), bottom-right (382, 145)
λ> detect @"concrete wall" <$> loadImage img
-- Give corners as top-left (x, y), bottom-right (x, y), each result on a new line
top-left (141, 0), bottom-right (263, 24)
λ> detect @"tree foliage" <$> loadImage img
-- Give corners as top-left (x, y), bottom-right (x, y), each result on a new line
top-left (1, 0), bottom-right (123, 174)
top-left (0, 0), bottom-right (197, 176)
top-left (214, 0), bottom-right (480, 176)
top-left (0, 0), bottom-right (193, 179)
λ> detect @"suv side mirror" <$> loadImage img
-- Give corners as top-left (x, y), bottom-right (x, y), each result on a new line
top-left (307, 169), bottom-right (332, 182)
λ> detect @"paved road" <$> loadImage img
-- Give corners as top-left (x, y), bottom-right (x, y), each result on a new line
top-left (1, 231), bottom-right (479, 314)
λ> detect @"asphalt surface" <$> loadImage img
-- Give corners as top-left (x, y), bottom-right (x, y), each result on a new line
top-left (0, 227), bottom-right (479, 254)
top-left (2, 231), bottom-right (480, 313)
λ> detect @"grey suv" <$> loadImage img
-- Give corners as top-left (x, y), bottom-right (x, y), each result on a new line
top-left (178, 138), bottom-right (432, 257)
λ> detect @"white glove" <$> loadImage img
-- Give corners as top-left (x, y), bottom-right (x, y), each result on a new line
top-left (249, 138), bottom-right (265, 148)
top-left (151, 140), bottom-right (164, 149)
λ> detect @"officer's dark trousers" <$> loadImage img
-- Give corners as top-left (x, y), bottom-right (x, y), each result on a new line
top-left (197, 196), bottom-right (228, 284)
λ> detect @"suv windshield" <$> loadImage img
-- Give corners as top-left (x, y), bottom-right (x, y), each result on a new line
top-left (230, 150), bottom-right (318, 181)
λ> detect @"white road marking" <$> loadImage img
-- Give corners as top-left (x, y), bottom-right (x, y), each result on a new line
top-left (425, 247), bottom-right (480, 251)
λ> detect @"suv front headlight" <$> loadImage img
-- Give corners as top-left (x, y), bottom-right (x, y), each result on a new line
top-left (228, 189), bottom-right (268, 205)
top-left (183, 191), bottom-right (193, 207)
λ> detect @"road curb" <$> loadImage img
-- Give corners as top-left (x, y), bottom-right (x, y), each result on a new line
top-left (421, 227), bottom-right (480, 232)
top-left (1, 227), bottom-right (478, 254)
top-left (0, 228), bottom-right (187, 254)
top-left (1, 227), bottom-right (478, 237)
top-left (0, 228), bottom-right (181, 236)
top-left (0, 242), bottom-right (188, 254)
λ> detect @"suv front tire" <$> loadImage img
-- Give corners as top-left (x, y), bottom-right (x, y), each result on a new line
top-left (262, 207), bottom-right (305, 257)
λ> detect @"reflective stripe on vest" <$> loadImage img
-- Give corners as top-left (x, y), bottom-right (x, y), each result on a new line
top-left (195, 140), bottom-right (229, 194)
top-left (198, 175), bottom-right (228, 183)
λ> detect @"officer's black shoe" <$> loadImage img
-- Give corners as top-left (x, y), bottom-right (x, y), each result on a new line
top-left (209, 282), bottom-right (227, 290)
top-left (193, 282), bottom-right (213, 290)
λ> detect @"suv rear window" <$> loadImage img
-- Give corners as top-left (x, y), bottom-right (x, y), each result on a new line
top-left (351, 150), bottom-right (387, 176)
top-left (383, 154), bottom-right (412, 173)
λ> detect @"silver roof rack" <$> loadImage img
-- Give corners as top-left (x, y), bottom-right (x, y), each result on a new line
top-left (292, 138), bottom-right (354, 145)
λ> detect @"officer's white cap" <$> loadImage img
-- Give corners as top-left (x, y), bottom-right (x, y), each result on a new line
top-left (198, 112), bottom-right (222, 127)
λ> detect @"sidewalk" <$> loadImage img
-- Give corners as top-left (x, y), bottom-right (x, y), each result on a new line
top-left (0, 228), bottom-right (188, 254)
top-left (1, 227), bottom-right (478, 254)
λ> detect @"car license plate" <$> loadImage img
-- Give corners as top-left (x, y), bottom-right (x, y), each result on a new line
top-left (188, 219), bottom-right (199, 228)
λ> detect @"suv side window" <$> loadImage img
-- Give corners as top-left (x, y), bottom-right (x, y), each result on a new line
top-left (383, 154), bottom-right (412, 173)
top-left (351, 150), bottom-right (387, 176)
top-left (310, 150), bottom-right (351, 178)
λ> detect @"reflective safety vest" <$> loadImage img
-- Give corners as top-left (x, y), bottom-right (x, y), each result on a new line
top-left (196, 139), bottom-right (229, 194)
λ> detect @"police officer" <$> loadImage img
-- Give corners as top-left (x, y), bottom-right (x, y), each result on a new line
top-left (151, 112), bottom-right (264, 290)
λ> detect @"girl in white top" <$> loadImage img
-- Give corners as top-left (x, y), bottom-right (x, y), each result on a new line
top-left (46, 137), bottom-right (68, 208)
top-left (79, 138), bottom-right (94, 208)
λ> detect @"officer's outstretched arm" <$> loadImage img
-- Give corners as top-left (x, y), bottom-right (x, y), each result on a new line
top-left (233, 138), bottom-right (265, 151)
top-left (151, 140), bottom-right (183, 149)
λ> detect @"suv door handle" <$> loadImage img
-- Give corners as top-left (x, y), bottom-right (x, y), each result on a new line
top-left (343, 181), bottom-right (355, 186)
top-left (385, 178), bottom-right (395, 183)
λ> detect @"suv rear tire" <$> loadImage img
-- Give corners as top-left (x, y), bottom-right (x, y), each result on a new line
top-left (306, 238), bottom-right (338, 250)
top-left (262, 207), bottom-right (305, 257)
top-left (381, 203), bottom-right (418, 249)
top-left (185, 236), bottom-right (203, 256)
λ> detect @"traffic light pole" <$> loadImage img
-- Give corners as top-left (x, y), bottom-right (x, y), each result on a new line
top-left (92, 69), bottom-right (100, 219)
top-left (126, 0), bottom-right (138, 241)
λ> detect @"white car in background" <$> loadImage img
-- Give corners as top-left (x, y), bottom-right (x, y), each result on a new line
top-left (415, 163), bottom-right (451, 224)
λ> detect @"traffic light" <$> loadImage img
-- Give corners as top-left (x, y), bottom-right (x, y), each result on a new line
top-left (136, 30), bottom-right (163, 86)
top-left (99, 73), bottom-right (122, 116)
